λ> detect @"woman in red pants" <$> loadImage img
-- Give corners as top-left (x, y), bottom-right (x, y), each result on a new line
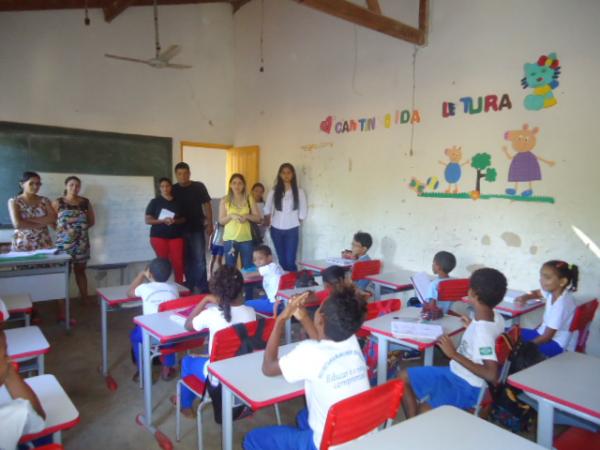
top-left (145, 178), bottom-right (186, 283)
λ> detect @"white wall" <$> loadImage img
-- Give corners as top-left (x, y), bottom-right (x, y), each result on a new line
top-left (0, 3), bottom-right (235, 161)
top-left (233, 1), bottom-right (600, 350)
top-left (182, 145), bottom-right (228, 198)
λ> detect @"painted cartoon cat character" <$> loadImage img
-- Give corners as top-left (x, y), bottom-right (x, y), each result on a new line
top-left (502, 124), bottom-right (555, 197)
top-left (522, 52), bottom-right (561, 111)
top-left (439, 146), bottom-right (470, 193)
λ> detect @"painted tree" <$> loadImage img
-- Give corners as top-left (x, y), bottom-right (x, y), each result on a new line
top-left (471, 152), bottom-right (497, 193)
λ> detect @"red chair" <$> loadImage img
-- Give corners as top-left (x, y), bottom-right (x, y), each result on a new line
top-left (319, 379), bottom-right (404, 450)
top-left (351, 260), bottom-right (382, 283)
top-left (437, 278), bottom-right (470, 315)
top-left (137, 295), bottom-right (208, 388)
top-left (569, 299), bottom-right (598, 353)
top-left (35, 445), bottom-right (64, 450)
top-left (356, 299), bottom-right (401, 339)
top-left (555, 427), bottom-right (600, 450)
top-left (473, 325), bottom-right (519, 416)
top-left (175, 319), bottom-right (276, 450)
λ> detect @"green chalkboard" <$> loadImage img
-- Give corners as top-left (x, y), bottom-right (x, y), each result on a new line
top-left (0, 121), bottom-right (172, 228)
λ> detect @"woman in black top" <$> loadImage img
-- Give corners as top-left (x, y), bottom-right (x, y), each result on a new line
top-left (145, 177), bottom-right (186, 283)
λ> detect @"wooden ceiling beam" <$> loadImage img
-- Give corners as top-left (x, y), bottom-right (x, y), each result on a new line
top-left (0, 0), bottom-right (236, 12)
top-left (365, 0), bottom-right (381, 15)
top-left (294, 0), bottom-right (428, 45)
top-left (230, 0), bottom-right (251, 12)
top-left (103, 0), bottom-right (135, 22)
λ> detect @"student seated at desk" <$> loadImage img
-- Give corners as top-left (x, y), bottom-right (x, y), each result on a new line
top-left (244, 285), bottom-right (369, 450)
top-left (426, 250), bottom-right (457, 314)
top-left (0, 299), bottom-right (8, 322)
top-left (305, 265), bottom-right (347, 307)
top-left (128, 258), bottom-right (180, 382)
top-left (0, 329), bottom-right (46, 450)
top-left (245, 245), bottom-right (284, 316)
top-left (399, 268), bottom-right (507, 417)
top-left (177, 266), bottom-right (256, 419)
top-left (341, 231), bottom-right (373, 292)
top-left (517, 260), bottom-right (578, 357)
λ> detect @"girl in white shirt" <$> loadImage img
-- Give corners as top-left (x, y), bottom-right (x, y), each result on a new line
top-left (517, 260), bottom-right (579, 357)
top-left (177, 265), bottom-right (256, 418)
top-left (264, 163), bottom-right (307, 271)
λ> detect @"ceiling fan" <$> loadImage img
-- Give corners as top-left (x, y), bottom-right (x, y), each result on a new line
top-left (104, 0), bottom-right (192, 69)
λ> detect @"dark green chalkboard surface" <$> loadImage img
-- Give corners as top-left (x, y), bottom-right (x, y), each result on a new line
top-left (0, 122), bottom-right (172, 227)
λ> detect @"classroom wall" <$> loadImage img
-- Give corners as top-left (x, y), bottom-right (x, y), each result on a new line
top-left (233, 0), bottom-right (600, 349)
top-left (0, 3), bottom-right (235, 161)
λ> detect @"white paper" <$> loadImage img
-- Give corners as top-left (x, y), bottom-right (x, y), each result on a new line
top-left (391, 319), bottom-right (443, 341)
top-left (502, 289), bottom-right (539, 305)
top-left (158, 209), bottom-right (175, 220)
top-left (326, 257), bottom-right (355, 267)
top-left (410, 272), bottom-right (433, 303)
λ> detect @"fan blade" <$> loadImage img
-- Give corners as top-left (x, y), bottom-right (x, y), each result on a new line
top-left (158, 45), bottom-right (181, 62)
top-left (165, 63), bottom-right (193, 69)
top-left (105, 54), bottom-right (151, 65)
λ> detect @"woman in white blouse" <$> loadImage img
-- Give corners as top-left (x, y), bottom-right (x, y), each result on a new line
top-left (264, 163), bottom-right (307, 271)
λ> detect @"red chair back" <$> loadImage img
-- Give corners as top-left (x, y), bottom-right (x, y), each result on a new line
top-left (357, 299), bottom-right (401, 339)
top-left (210, 319), bottom-right (275, 363)
top-left (158, 294), bottom-right (208, 312)
top-left (496, 325), bottom-right (519, 367)
top-left (278, 272), bottom-right (298, 290)
top-left (437, 279), bottom-right (470, 302)
top-left (351, 260), bottom-right (382, 281)
top-left (555, 427), bottom-right (600, 450)
top-left (569, 299), bottom-right (598, 352)
top-left (320, 379), bottom-right (405, 450)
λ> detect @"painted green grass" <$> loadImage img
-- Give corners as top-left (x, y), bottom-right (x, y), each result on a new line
top-left (419, 192), bottom-right (555, 204)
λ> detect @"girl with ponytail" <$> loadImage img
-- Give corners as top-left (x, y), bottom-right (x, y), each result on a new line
top-left (178, 265), bottom-right (256, 418)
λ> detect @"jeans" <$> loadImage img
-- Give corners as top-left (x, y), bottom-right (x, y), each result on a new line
top-left (183, 230), bottom-right (208, 293)
top-left (270, 226), bottom-right (299, 272)
top-left (224, 240), bottom-right (254, 269)
top-left (180, 355), bottom-right (209, 409)
top-left (150, 237), bottom-right (185, 284)
top-left (130, 325), bottom-right (175, 368)
top-left (243, 408), bottom-right (317, 450)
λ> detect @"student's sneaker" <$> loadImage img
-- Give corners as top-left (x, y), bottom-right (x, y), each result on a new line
top-left (161, 366), bottom-right (177, 381)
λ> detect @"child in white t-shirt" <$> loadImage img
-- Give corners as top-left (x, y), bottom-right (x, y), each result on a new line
top-left (244, 285), bottom-right (370, 450)
top-left (177, 265), bottom-right (256, 419)
top-left (0, 298), bottom-right (9, 322)
top-left (128, 258), bottom-right (180, 382)
top-left (517, 260), bottom-right (579, 357)
top-left (399, 268), bottom-right (507, 417)
top-left (0, 329), bottom-right (46, 450)
top-left (245, 245), bottom-right (284, 317)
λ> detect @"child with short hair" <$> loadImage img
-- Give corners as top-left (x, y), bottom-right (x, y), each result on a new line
top-left (244, 285), bottom-right (369, 450)
top-left (427, 250), bottom-right (457, 313)
top-left (341, 231), bottom-right (373, 291)
top-left (399, 268), bottom-right (507, 417)
top-left (517, 260), bottom-right (579, 357)
top-left (305, 265), bottom-right (348, 307)
top-left (177, 265), bottom-right (257, 418)
top-left (0, 329), bottom-right (46, 450)
top-left (245, 245), bottom-right (284, 316)
top-left (128, 257), bottom-right (180, 381)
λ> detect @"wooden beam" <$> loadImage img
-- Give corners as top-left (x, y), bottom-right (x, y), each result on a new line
top-left (230, 0), bottom-right (251, 13)
top-left (103, 0), bottom-right (135, 22)
top-left (365, 0), bottom-right (381, 15)
top-left (294, 0), bottom-right (426, 45)
top-left (418, 0), bottom-right (429, 43)
top-left (0, 0), bottom-right (234, 12)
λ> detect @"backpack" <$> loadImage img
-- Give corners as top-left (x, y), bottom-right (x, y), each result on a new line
top-left (488, 334), bottom-right (546, 432)
top-left (296, 270), bottom-right (318, 288)
top-left (206, 318), bottom-right (268, 424)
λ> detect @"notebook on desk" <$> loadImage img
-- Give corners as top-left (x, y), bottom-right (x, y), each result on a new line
top-left (391, 318), bottom-right (443, 341)
top-left (410, 272), bottom-right (432, 303)
top-left (325, 257), bottom-right (355, 267)
top-left (502, 289), bottom-right (539, 305)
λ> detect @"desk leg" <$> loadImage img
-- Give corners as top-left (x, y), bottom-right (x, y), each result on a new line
top-left (222, 384), bottom-right (233, 450)
top-left (141, 329), bottom-right (153, 428)
top-left (374, 283), bottom-right (381, 301)
top-left (101, 300), bottom-right (108, 377)
top-left (423, 347), bottom-right (433, 366)
top-left (64, 262), bottom-right (71, 332)
top-left (537, 400), bottom-right (554, 448)
top-left (38, 354), bottom-right (44, 375)
top-left (377, 336), bottom-right (388, 386)
top-left (25, 313), bottom-right (31, 327)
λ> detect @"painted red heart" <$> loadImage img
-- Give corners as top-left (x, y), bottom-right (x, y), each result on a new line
top-left (320, 116), bottom-right (333, 134)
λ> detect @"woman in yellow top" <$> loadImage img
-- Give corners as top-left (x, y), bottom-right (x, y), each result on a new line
top-left (218, 173), bottom-right (262, 269)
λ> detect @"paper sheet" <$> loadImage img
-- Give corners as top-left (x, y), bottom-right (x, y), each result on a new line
top-left (391, 319), bottom-right (443, 341)
top-left (410, 272), bottom-right (433, 303)
top-left (158, 209), bottom-right (175, 220)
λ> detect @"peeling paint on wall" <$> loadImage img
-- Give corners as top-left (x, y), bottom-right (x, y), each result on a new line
top-left (481, 235), bottom-right (491, 245)
top-left (501, 232), bottom-right (522, 247)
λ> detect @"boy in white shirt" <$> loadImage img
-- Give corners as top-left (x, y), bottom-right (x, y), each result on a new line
top-left (244, 285), bottom-right (369, 450)
top-left (0, 329), bottom-right (46, 450)
top-left (245, 245), bottom-right (284, 317)
top-left (426, 250), bottom-right (457, 314)
top-left (128, 258), bottom-right (180, 381)
top-left (399, 268), bottom-right (507, 417)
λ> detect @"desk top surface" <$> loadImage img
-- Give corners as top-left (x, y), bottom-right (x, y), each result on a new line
top-left (5, 326), bottom-right (50, 358)
top-left (97, 283), bottom-right (189, 305)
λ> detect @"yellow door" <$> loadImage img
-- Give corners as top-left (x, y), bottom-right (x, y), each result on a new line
top-left (226, 146), bottom-right (260, 191)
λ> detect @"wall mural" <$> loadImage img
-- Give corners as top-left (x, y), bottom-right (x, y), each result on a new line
top-left (522, 52), bottom-right (561, 111)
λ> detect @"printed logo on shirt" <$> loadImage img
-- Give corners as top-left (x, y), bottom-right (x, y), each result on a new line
top-left (479, 347), bottom-right (493, 356)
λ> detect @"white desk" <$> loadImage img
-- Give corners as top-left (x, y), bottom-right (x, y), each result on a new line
top-left (508, 352), bottom-right (600, 448)
top-left (208, 343), bottom-right (305, 450)
top-left (0, 292), bottom-right (33, 325)
top-left (364, 270), bottom-right (419, 300)
top-left (362, 308), bottom-right (465, 385)
top-left (96, 283), bottom-right (189, 391)
top-left (337, 405), bottom-right (544, 449)
top-left (0, 252), bottom-right (72, 331)
top-left (0, 374), bottom-right (80, 444)
top-left (133, 309), bottom-right (206, 448)
top-left (494, 299), bottom-right (545, 325)
top-left (5, 326), bottom-right (50, 374)
top-left (298, 258), bottom-right (354, 272)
